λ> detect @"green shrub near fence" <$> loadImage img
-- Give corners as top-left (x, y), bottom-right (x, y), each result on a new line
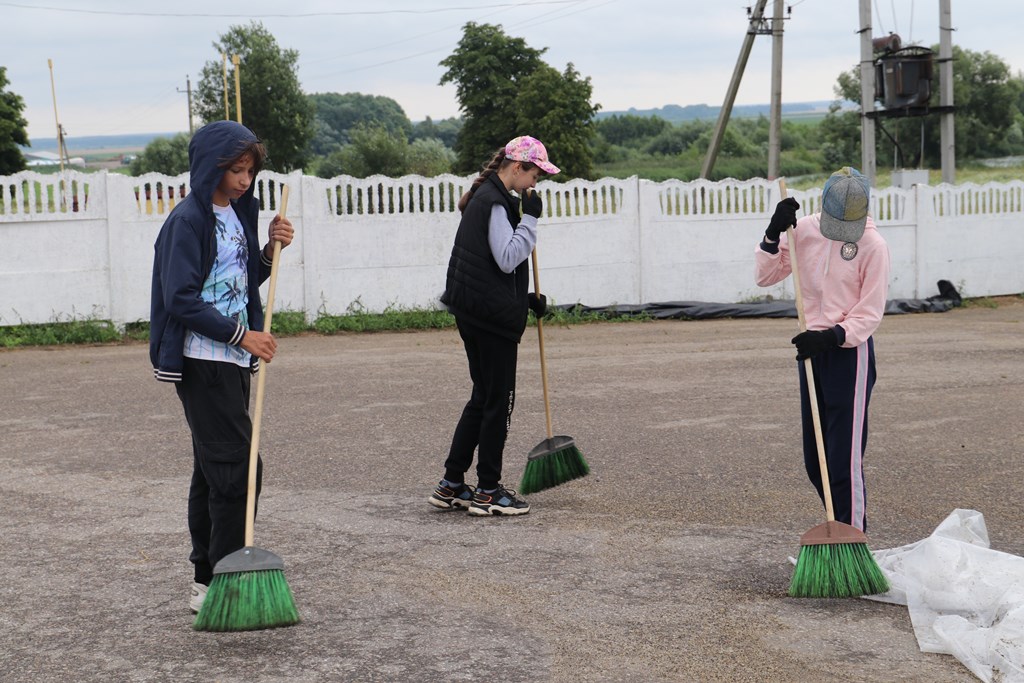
top-left (0, 305), bottom-right (652, 349)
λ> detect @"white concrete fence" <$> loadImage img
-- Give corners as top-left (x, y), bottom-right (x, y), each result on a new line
top-left (1, 169), bottom-right (1023, 328)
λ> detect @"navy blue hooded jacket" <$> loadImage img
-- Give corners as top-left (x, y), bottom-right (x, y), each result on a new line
top-left (149, 121), bottom-right (272, 382)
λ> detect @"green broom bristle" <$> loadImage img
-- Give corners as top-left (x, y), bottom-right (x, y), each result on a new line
top-left (788, 542), bottom-right (889, 598)
top-left (519, 445), bottom-right (589, 495)
top-left (193, 569), bottom-right (300, 632)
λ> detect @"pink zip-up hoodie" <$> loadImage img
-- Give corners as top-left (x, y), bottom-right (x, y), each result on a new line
top-left (755, 214), bottom-right (890, 347)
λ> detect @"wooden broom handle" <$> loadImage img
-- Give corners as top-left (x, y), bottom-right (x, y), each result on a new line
top-left (531, 248), bottom-right (555, 440)
top-left (779, 179), bottom-right (836, 523)
top-left (244, 184), bottom-right (289, 546)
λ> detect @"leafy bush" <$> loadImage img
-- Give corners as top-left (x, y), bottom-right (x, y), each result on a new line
top-left (406, 138), bottom-right (456, 177)
top-left (131, 133), bottom-right (191, 176)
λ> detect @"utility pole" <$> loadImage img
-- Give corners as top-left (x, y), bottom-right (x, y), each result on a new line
top-left (57, 124), bottom-right (70, 166)
top-left (938, 0), bottom-right (955, 183)
top-left (232, 55), bottom-right (242, 124)
top-left (47, 58), bottom-right (67, 209)
top-left (700, 0), bottom-right (769, 179)
top-left (858, 0), bottom-right (877, 184)
top-left (177, 75), bottom-right (194, 135)
top-left (221, 53), bottom-right (230, 120)
top-left (767, 0), bottom-right (785, 179)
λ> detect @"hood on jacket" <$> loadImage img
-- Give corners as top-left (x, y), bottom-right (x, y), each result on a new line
top-left (187, 120), bottom-right (261, 212)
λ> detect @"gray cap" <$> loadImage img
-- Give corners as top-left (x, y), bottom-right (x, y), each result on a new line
top-left (819, 167), bottom-right (870, 243)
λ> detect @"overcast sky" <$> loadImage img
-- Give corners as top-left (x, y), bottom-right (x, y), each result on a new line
top-left (4, 0), bottom-right (1023, 142)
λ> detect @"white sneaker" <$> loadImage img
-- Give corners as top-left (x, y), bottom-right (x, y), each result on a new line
top-left (189, 581), bottom-right (208, 614)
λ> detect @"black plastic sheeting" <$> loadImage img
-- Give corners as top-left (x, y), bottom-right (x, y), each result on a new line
top-left (556, 280), bottom-right (963, 321)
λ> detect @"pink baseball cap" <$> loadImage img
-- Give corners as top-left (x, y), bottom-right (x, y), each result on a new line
top-left (504, 135), bottom-right (560, 175)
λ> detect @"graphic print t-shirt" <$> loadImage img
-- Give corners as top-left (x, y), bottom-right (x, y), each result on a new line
top-left (183, 203), bottom-right (250, 367)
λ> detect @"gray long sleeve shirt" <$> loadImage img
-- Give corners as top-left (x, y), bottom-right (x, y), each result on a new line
top-left (487, 204), bottom-right (538, 274)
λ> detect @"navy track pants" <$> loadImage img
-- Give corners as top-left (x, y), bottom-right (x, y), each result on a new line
top-left (797, 337), bottom-right (876, 532)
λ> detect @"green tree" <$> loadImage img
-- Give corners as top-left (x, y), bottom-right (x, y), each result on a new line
top-left (644, 127), bottom-right (692, 156)
top-left (643, 120), bottom-right (712, 156)
top-left (941, 46), bottom-right (1024, 160)
top-left (695, 126), bottom-right (757, 158)
top-left (406, 138), bottom-right (456, 176)
top-left (440, 23), bottom-right (599, 179)
top-left (821, 46), bottom-right (1024, 168)
top-left (307, 116), bottom-right (343, 158)
top-left (515, 63), bottom-right (599, 179)
top-left (439, 22), bottom-right (546, 173)
top-left (313, 123), bottom-right (409, 178)
top-left (411, 116), bottom-right (463, 148)
top-left (308, 92), bottom-right (412, 155)
top-left (0, 66), bottom-right (29, 174)
top-left (194, 22), bottom-right (313, 171)
top-left (130, 133), bottom-right (191, 176)
top-left (819, 98), bottom-right (861, 169)
top-left (309, 148), bottom-right (346, 179)
top-left (596, 114), bottom-right (670, 147)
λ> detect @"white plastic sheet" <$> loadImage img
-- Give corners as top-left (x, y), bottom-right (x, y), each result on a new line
top-left (865, 509), bottom-right (1024, 682)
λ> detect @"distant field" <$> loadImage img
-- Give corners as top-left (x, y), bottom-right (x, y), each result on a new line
top-left (26, 132), bottom-right (180, 154)
top-left (23, 132), bottom-right (175, 172)
top-left (781, 112), bottom-right (828, 125)
top-left (20, 127), bottom-right (1023, 186)
top-left (593, 160), bottom-right (1024, 189)
top-left (76, 146), bottom-right (146, 155)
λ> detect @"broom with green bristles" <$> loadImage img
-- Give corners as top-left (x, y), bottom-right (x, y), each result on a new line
top-left (780, 179), bottom-right (889, 598)
top-left (193, 185), bottom-right (300, 631)
top-left (518, 226), bottom-right (589, 495)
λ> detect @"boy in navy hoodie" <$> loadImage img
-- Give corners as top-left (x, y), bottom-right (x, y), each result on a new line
top-left (149, 120), bottom-right (293, 613)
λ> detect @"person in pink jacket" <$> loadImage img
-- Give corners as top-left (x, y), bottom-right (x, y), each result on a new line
top-left (755, 167), bottom-right (890, 531)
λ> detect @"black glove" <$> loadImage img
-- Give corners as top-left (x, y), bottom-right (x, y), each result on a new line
top-left (765, 197), bottom-right (800, 242)
top-left (791, 328), bottom-right (838, 361)
top-left (522, 189), bottom-right (543, 218)
top-left (527, 292), bottom-right (547, 317)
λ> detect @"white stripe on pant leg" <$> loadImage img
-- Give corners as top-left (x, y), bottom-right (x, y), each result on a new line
top-left (849, 342), bottom-right (869, 530)
top-left (505, 389), bottom-right (514, 432)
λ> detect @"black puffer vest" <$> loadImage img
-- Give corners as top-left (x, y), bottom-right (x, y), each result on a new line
top-left (441, 174), bottom-right (530, 342)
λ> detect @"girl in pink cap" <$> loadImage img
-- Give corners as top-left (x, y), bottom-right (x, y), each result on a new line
top-left (430, 136), bottom-right (559, 516)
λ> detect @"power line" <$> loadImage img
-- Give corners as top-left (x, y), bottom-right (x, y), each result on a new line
top-left (17, 0), bottom-right (617, 134)
top-left (908, 0), bottom-right (915, 44)
top-left (874, 0), bottom-right (888, 35)
top-left (0, 0), bottom-right (584, 18)
top-left (506, 0), bottom-right (617, 30)
top-left (300, 2), bottom-right (520, 68)
top-left (70, 85), bottom-right (185, 137)
top-left (311, 0), bottom-right (602, 78)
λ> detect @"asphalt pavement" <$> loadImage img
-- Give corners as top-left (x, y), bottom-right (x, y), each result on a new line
top-left (2, 300), bottom-right (1022, 682)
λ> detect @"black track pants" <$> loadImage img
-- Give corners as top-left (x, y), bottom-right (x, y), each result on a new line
top-left (444, 319), bottom-right (518, 491)
top-left (175, 357), bottom-right (262, 584)
top-left (798, 338), bottom-right (875, 532)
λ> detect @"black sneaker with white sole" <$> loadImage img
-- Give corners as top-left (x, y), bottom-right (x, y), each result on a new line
top-left (468, 485), bottom-right (530, 516)
top-left (189, 581), bottom-right (208, 614)
top-left (428, 481), bottom-right (475, 510)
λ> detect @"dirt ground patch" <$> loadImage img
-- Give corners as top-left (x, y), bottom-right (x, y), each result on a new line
top-left (2, 301), bottom-right (1022, 682)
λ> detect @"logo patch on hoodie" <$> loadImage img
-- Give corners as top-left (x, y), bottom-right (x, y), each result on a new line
top-left (840, 242), bottom-right (858, 261)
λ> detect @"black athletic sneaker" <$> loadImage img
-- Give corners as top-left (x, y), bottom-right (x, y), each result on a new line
top-left (468, 485), bottom-right (530, 516)
top-left (428, 481), bottom-right (475, 510)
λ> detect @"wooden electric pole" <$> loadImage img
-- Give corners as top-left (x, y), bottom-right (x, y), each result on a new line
top-left (177, 75), bottom-right (194, 135)
top-left (938, 0), bottom-right (956, 183)
top-left (700, 0), bottom-right (769, 179)
top-left (232, 55), bottom-right (242, 124)
top-left (222, 53), bottom-right (230, 120)
top-left (47, 58), bottom-right (68, 209)
top-left (767, 0), bottom-right (785, 179)
top-left (858, 0), bottom-right (877, 184)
